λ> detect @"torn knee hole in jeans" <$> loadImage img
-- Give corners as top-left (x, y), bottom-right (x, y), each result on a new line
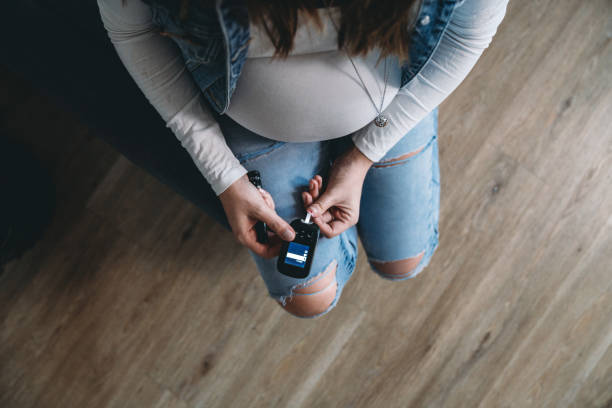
top-left (370, 250), bottom-right (425, 277)
top-left (372, 144), bottom-right (427, 168)
top-left (276, 259), bottom-right (338, 307)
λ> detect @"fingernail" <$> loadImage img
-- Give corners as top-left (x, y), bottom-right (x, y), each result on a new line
top-left (281, 229), bottom-right (295, 241)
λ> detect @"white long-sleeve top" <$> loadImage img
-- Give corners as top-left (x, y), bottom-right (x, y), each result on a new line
top-left (97, 0), bottom-right (509, 196)
top-left (223, 6), bottom-right (404, 142)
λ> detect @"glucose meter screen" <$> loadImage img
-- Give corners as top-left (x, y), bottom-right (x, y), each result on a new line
top-left (284, 242), bottom-right (309, 268)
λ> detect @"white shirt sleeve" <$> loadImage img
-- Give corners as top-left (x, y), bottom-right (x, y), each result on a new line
top-left (351, 0), bottom-right (510, 162)
top-left (96, 0), bottom-right (248, 196)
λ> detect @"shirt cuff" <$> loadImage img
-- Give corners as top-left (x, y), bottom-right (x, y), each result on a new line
top-left (205, 162), bottom-right (248, 196)
top-left (350, 112), bottom-right (411, 163)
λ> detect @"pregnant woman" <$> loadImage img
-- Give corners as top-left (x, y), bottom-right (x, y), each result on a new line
top-left (97, 0), bottom-right (509, 318)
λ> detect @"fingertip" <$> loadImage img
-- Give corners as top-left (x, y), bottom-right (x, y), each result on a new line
top-left (312, 215), bottom-right (329, 235)
top-left (320, 228), bottom-right (333, 239)
top-left (304, 192), bottom-right (312, 206)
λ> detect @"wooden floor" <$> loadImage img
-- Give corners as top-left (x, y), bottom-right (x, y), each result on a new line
top-left (1, 0), bottom-right (611, 406)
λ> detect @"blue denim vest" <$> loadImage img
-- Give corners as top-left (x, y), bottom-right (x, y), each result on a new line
top-left (144, 0), bottom-right (459, 115)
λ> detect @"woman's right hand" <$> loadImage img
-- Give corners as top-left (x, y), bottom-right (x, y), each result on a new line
top-left (218, 173), bottom-right (296, 259)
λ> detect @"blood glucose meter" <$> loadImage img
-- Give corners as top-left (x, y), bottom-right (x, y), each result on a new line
top-left (277, 214), bottom-right (320, 278)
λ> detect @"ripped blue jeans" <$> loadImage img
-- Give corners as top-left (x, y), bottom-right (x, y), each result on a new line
top-left (212, 107), bottom-right (440, 318)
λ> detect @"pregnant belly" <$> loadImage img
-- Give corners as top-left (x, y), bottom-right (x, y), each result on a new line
top-left (223, 47), bottom-right (402, 142)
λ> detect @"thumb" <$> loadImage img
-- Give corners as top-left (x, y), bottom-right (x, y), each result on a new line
top-left (307, 192), bottom-right (335, 217)
top-left (255, 205), bottom-right (295, 241)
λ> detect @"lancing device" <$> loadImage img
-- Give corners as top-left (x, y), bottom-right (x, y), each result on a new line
top-left (247, 170), bottom-right (269, 244)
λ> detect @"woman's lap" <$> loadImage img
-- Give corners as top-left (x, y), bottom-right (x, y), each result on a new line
top-left (212, 108), bottom-right (440, 315)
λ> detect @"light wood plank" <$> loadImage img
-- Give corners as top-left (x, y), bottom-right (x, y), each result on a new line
top-left (1, 0), bottom-right (611, 406)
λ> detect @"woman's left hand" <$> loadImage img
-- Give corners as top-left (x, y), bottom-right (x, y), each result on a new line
top-left (302, 145), bottom-right (373, 238)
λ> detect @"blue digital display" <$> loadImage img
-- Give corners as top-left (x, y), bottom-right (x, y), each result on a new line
top-left (284, 242), bottom-right (309, 268)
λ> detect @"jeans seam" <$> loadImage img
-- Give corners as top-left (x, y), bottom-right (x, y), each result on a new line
top-left (237, 141), bottom-right (288, 164)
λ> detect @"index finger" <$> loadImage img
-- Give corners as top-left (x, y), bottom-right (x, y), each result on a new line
top-left (312, 214), bottom-right (348, 238)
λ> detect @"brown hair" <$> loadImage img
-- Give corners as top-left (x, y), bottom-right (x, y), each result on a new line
top-left (129, 0), bottom-right (422, 67)
top-left (245, 0), bottom-right (421, 66)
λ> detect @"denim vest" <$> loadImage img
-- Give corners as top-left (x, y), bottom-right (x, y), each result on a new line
top-left (143, 0), bottom-right (460, 115)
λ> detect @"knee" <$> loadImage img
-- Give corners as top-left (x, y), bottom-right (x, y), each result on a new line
top-left (276, 260), bottom-right (338, 318)
top-left (370, 250), bottom-right (425, 280)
